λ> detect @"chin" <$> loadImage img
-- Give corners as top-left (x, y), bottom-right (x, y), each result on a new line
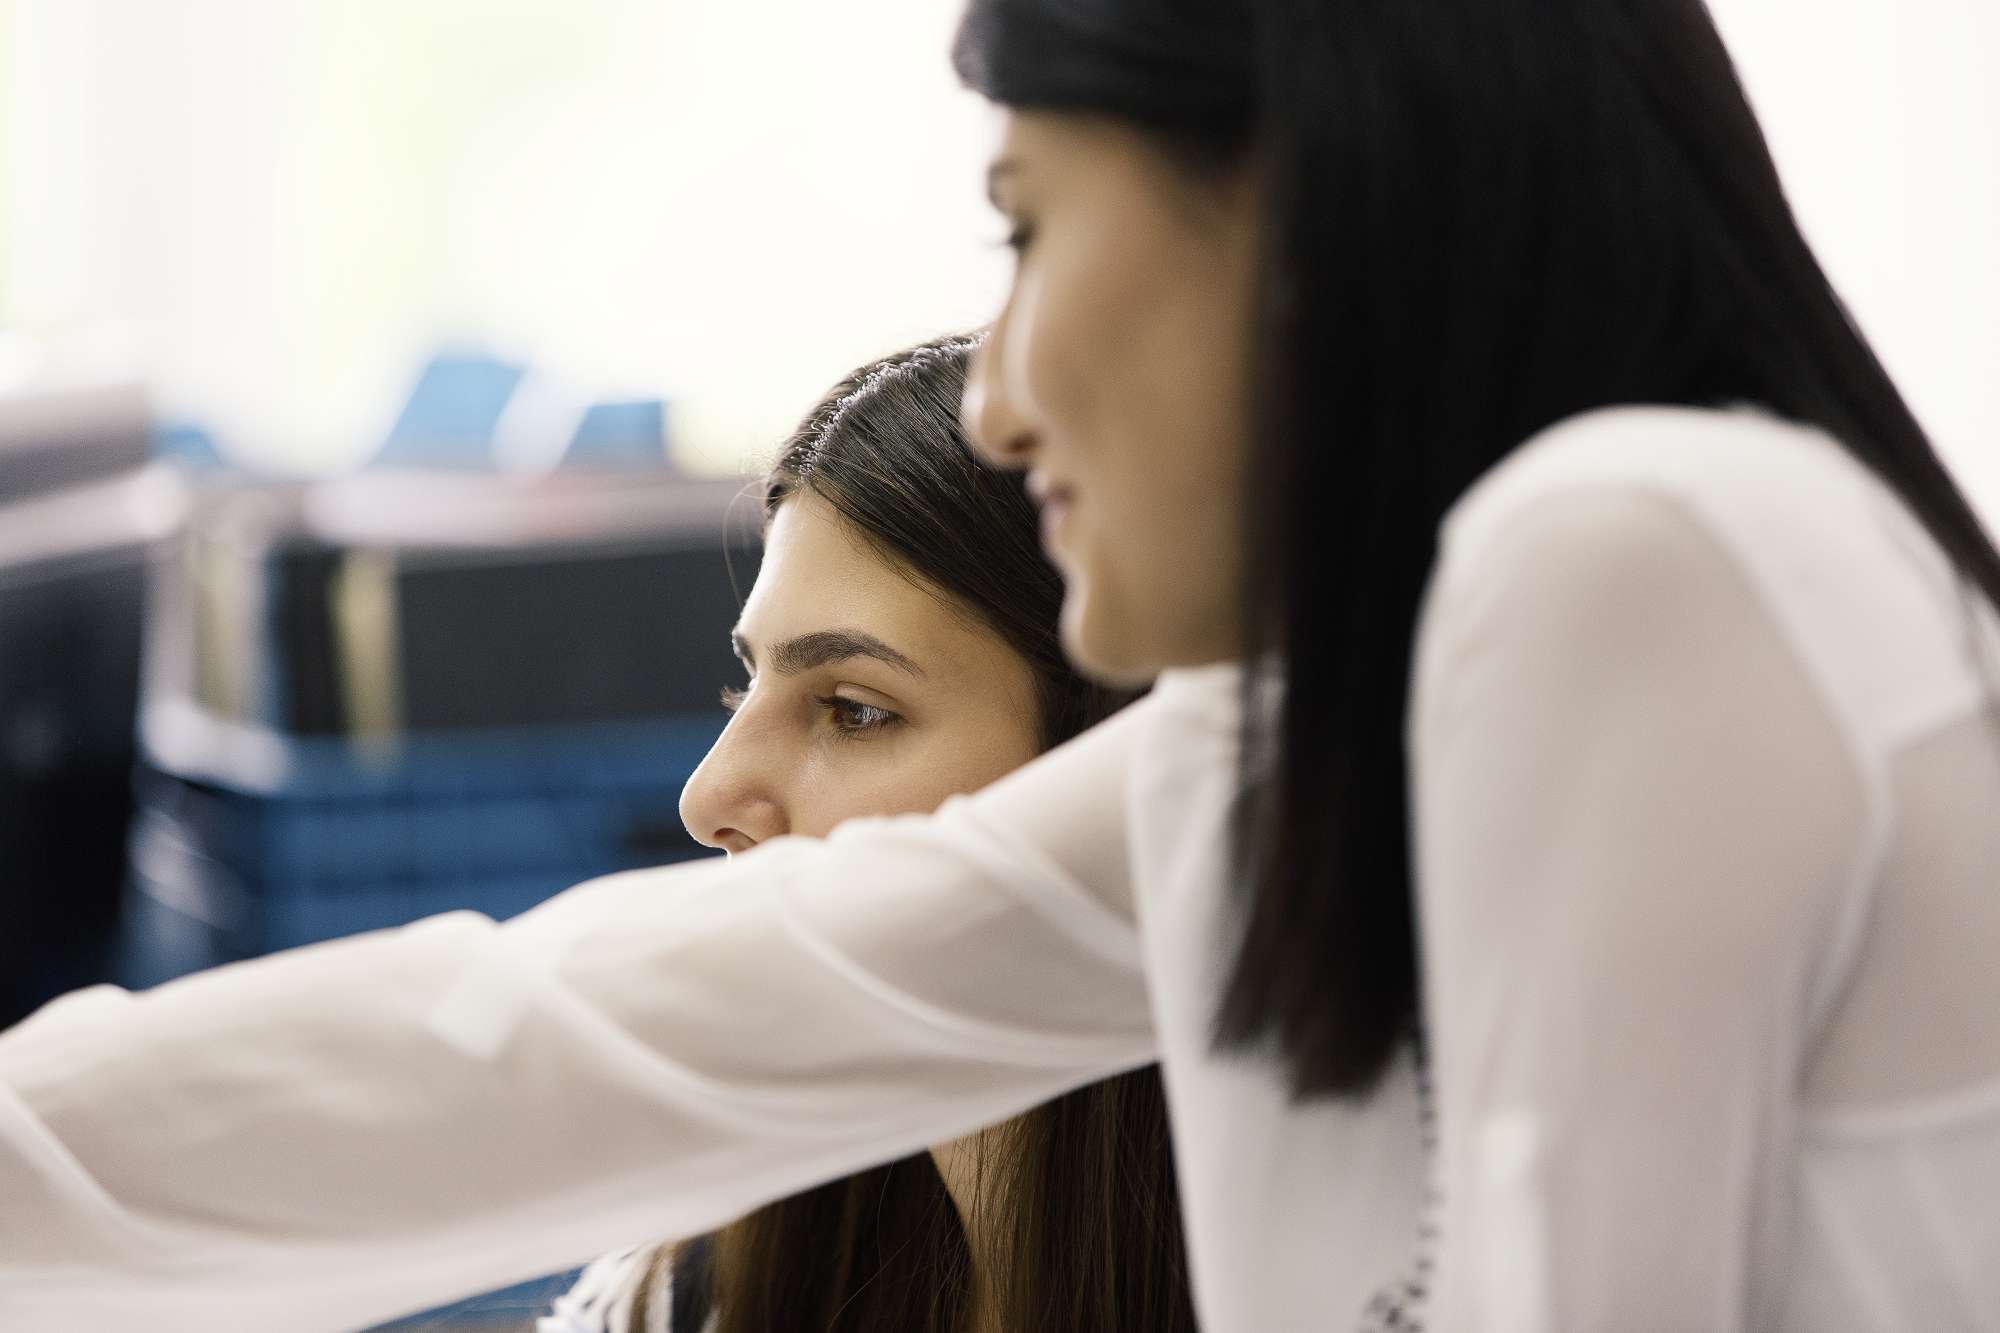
top-left (1058, 586), bottom-right (1162, 689)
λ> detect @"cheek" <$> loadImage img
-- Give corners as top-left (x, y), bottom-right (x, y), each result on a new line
top-left (782, 749), bottom-right (903, 839)
top-left (1005, 249), bottom-right (1126, 445)
top-left (858, 719), bottom-right (1042, 823)
top-left (785, 738), bottom-right (984, 838)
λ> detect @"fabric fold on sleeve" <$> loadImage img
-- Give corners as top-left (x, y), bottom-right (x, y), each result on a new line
top-left (1411, 482), bottom-right (1870, 1331)
top-left (0, 693), bottom-right (1155, 1333)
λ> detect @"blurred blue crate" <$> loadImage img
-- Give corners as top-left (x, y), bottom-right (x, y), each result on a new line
top-left (567, 399), bottom-right (668, 467)
top-left (363, 1267), bottom-right (584, 1331)
top-left (118, 713), bottom-right (723, 987)
top-left (378, 351), bottom-right (528, 468)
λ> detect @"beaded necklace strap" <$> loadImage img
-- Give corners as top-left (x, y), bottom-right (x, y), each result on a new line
top-left (1357, 1044), bottom-right (1438, 1332)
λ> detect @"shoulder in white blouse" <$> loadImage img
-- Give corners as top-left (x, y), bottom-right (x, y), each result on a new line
top-left (1412, 404), bottom-right (2000, 1330)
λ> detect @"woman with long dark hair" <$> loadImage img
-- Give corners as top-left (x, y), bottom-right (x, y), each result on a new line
top-left (4, 2), bottom-right (1997, 1329)
top-left (950, 2), bottom-right (2000, 1322)
top-left (544, 335), bottom-right (1192, 1333)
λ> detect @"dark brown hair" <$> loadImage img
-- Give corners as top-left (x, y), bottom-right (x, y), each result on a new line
top-left (623, 334), bottom-right (1193, 1332)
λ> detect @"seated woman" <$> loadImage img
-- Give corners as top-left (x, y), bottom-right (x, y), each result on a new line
top-left (540, 333), bottom-right (1196, 1333)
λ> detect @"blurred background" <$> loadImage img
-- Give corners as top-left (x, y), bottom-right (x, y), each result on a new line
top-left (0, 0), bottom-right (1011, 474)
top-left (0, 0), bottom-right (1010, 1019)
top-left (0, 0), bottom-right (1994, 1328)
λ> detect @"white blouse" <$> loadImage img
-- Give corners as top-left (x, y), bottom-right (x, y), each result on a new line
top-left (0, 659), bottom-right (1421, 1332)
top-left (538, 1246), bottom-right (685, 1333)
top-left (1412, 407), bottom-right (2000, 1330)
top-left (1, 405), bottom-right (1995, 1332)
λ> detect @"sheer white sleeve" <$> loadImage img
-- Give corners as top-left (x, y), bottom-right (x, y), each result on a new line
top-left (1411, 485), bottom-right (1869, 1330)
top-left (0, 693), bottom-right (1155, 1333)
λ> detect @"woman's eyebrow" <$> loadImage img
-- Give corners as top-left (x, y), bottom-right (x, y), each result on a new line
top-left (729, 628), bottom-right (926, 679)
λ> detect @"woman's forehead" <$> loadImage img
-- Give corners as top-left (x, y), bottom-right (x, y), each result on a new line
top-left (738, 493), bottom-right (995, 671)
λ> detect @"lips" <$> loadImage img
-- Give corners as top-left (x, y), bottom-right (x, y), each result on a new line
top-left (1032, 466), bottom-right (1080, 508)
top-left (1026, 471), bottom-right (1075, 552)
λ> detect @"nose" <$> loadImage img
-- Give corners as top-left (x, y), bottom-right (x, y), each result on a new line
top-left (962, 322), bottom-right (1035, 470)
top-left (678, 710), bottom-right (787, 855)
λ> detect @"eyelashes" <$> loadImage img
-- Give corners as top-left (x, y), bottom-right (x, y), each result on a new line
top-left (717, 684), bottom-right (903, 739)
top-left (816, 695), bottom-right (900, 737)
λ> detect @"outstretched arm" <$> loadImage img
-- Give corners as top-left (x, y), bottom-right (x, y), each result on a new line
top-left (0, 694), bottom-right (1155, 1332)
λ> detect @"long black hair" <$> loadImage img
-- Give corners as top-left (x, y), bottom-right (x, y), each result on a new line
top-left (956, 0), bottom-right (2000, 1097)
top-left (632, 335), bottom-right (1192, 1333)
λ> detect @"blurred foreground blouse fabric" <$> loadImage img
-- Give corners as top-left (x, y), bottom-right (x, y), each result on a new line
top-left (4, 407), bottom-right (2000, 1330)
top-left (0, 658), bottom-right (1427, 1332)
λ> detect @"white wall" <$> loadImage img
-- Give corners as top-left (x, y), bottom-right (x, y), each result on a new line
top-left (4, 1), bottom-right (1996, 504)
top-left (4, 0), bottom-right (1008, 474)
top-left (1709, 0), bottom-right (2000, 513)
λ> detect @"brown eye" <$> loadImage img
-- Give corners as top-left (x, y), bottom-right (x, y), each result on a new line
top-left (816, 695), bottom-right (900, 738)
